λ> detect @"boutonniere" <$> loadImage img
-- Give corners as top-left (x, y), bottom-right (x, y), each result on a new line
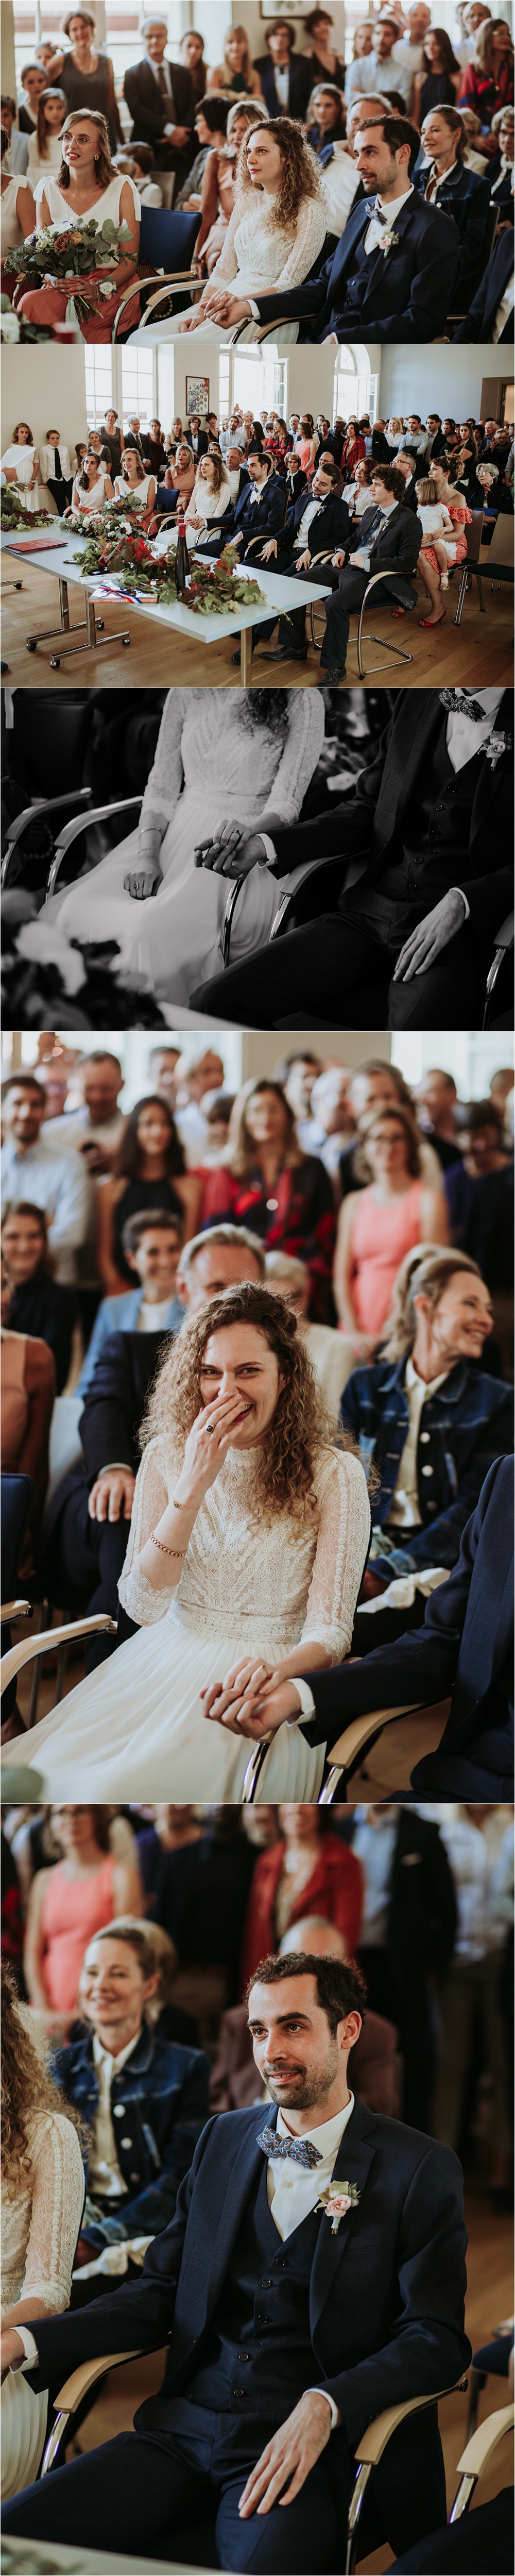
top-left (316, 2181), bottom-right (360, 2234)
top-left (380, 229), bottom-right (399, 257)
top-left (485, 731), bottom-right (512, 771)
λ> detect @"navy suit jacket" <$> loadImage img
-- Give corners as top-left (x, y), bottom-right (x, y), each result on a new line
top-left (454, 224), bottom-right (514, 339)
top-left (254, 55), bottom-right (313, 121)
top-left (226, 474), bottom-right (287, 546)
top-left (301, 1458), bottom-right (514, 1795)
top-left (263, 690), bottom-right (514, 958)
top-left (254, 189), bottom-right (459, 341)
top-left (23, 2095), bottom-right (470, 2457)
top-left (284, 488), bottom-right (351, 558)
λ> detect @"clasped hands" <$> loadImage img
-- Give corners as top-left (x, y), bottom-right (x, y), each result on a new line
top-left (194, 823), bottom-right (267, 879)
top-left (201, 1655), bottom-right (301, 1738)
top-left (178, 290), bottom-right (251, 334)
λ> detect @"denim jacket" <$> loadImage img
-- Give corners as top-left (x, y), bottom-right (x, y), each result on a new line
top-left (340, 1357), bottom-right (513, 1580)
top-left (53, 2024), bottom-right (210, 2248)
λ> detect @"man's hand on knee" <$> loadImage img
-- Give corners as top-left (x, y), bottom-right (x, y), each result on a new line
top-left (393, 888), bottom-right (467, 982)
top-left (88, 1468), bottom-right (135, 1524)
top-left (238, 2391), bottom-right (332, 2518)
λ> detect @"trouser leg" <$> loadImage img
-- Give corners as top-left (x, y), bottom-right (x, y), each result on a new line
top-left (1, 2429), bottom-right (208, 2556)
top-left (320, 572), bottom-right (368, 668)
top-left (215, 2441), bottom-right (349, 2574)
top-left (190, 915), bottom-right (389, 1027)
top-left (387, 924), bottom-right (482, 1029)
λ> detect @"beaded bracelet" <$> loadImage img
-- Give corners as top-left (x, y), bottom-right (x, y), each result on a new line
top-left (151, 1532), bottom-right (186, 1558)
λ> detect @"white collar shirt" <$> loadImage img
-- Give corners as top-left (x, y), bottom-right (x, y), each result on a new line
top-left (445, 689), bottom-right (505, 773)
top-left (295, 495), bottom-right (324, 546)
top-left (272, 65), bottom-right (290, 108)
top-left (387, 1355), bottom-right (452, 1529)
top-left (266, 2096), bottom-right (355, 2240)
top-left (88, 2030), bottom-right (141, 2198)
top-left (365, 183), bottom-right (413, 253)
top-left (147, 53), bottom-right (173, 94)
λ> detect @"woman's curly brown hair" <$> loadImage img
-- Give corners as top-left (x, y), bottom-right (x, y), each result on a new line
top-left (235, 115), bottom-right (322, 223)
top-left (141, 1281), bottom-right (335, 1525)
top-left (1, 1964), bottom-right (85, 2185)
top-left (58, 108), bottom-right (113, 191)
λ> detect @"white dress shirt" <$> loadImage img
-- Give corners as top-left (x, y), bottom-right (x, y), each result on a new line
top-left (147, 53), bottom-right (179, 138)
top-left (364, 183), bottom-right (414, 253)
top-left (293, 495), bottom-right (324, 549)
top-left (387, 1356), bottom-right (451, 1529)
top-left (267, 2094), bottom-right (355, 2429)
top-left (88, 2030), bottom-right (140, 2198)
top-left (271, 66), bottom-right (290, 110)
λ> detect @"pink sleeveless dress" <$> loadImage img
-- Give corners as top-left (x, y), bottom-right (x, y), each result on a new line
top-left (40, 1855), bottom-right (116, 2010)
top-left (350, 1182), bottom-right (425, 1334)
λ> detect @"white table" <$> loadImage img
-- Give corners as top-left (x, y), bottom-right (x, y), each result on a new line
top-left (1, 531), bottom-right (333, 683)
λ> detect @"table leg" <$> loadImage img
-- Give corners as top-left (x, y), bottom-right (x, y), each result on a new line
top-left (25, 578), bottom-right (89, 650)
top-left (240, 627), bottom-right (252, 687)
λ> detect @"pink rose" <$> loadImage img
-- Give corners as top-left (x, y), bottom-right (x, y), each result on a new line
top-left (327, 2193), bottom-right (352, 2216)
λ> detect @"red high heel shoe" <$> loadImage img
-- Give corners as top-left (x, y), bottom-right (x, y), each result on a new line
top-left (418, 607), bottom-right (447, 629)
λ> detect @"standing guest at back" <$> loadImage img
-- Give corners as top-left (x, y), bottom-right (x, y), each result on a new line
top-left (241, 1804), bottom-right (363, 1989)
top-left (1, 1076), bottom-right (90, 1287)
top-left (412, 29), bottom-right (462, 130)
top-left (458, 15), bottom-right (514, 126)
top-left (24, 1805), bottom-right (142, 2017)
top-left (77, 1209), bottom-right (184, 1396)
top-left (207, 25), bottom-right (262, 102)
top-left (253, 19), bottom-right (313, 121)
top-left (303, 9), bottom-right (348, 95)
top-left (96, 1095), bottom-right (201, 1297)
top-left (45, 1050), bottom-right (126, 1346)
top-left (45, 9), bottom-right (122, 153)
top-left (334, 1106), bottom-right (448, 1346)
top-left (201, 1079), bottom-right (336, 1323)
top-left (124, 14), bottom-right (195, 183)
top-left (179, 28), bottom-right (208, 106)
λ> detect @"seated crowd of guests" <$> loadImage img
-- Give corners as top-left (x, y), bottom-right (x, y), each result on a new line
top-left (1, 11), bottom-right (513, 342)
top-left (1, 1794), bottom-right (511, 2528)
top-left (1, 1043), bottom-right (513, 1792)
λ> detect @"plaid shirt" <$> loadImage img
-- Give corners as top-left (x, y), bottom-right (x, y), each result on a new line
top-left (340, 1357), bottom-right (513, 1580)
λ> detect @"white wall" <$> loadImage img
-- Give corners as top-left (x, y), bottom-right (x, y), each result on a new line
top-left (379, 347), bottom-right (510, 423)
top-left (1, 346), bottom-right (88, 474)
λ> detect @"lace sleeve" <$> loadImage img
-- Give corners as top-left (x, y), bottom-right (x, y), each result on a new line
top-left (140, 691), bottom-right (187, 836)
top-left (22, 2116), bottom-right (85, 2313)
top-left (199, 205), bottom-right (239, 295)
top-left (117, 1436), bottom-right (182, 1627)
top-left (271, 197), bottom-right (327, 294)
top-left (260, 696), bottom-right (325, 828)
top-left (300, 1451), bottom-right (370, 1665)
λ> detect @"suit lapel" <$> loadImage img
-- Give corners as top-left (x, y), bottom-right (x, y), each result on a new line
top-left (339, 191), bottom-right (416, 306)
top-left (470, 693), bottom-right (513, 857)
top-left (372, 692), bottom-right (443, 855)
top-left (202, 2112), bottom-right (268, 2317)
top-left (310, 2097), bottom-right (376, 2340)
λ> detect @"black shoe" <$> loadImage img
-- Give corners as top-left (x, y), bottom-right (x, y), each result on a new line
top-left (231, 650), bottom-right (241, 664)
top-left (259, 643), bottom-right (307, 663)
top-left (317, 666), bottom-right (346, 686)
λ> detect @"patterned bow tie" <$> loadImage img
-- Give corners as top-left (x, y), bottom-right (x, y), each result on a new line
top-left (257, 2126), bottom-right (323, 2169)
top-left (439, 690), bottom-right (489, 722)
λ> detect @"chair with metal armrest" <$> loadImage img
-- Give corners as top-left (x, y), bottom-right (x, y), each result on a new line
top-left (43, 796), bottom-right (144, 901)
top-left (115, 270), bottom-right (203, 337)
top-left (483, 910), bottom-right (514, 1027)
top-left (221, 847), bottom-right (358, 968)
top-left (229, 312), bottom-right (319, 342)
top-left (449, 2404), bottom-right (514, 2523)
top-left (1, 1615), bottom-right (118, 1725)
top-left (452, 511), bottom-right (485, 625)
top-left (346, 2380), bottom-right (469, 2574)
top-left (1, 791), bottom-right (92, 891)
top-left (466, 2331), bottom-right (513, 2441)
top-left (241, 1699), bottom-right (435, 1805)
top-left (356, 568), bottom-right (416, 678)
top-left (41, 2346), bottom-right (168, 2475)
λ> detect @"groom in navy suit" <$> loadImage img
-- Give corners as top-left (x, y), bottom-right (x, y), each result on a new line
top-left (246, 113), bottom-right (459, 341)
top-left (2, 1954), bottom-right (470, 2571)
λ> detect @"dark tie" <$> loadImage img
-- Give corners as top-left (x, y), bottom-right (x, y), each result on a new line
top-left (157, 64), bottom-right (168, 97)
top-left (439, 690), bottom-right (489, 722)
top-left (257, 2126), bottom-right (323, 2169)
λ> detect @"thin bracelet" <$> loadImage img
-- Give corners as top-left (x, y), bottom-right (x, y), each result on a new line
top-left (170, 1495), bottom-right (185, 1511)
top-left (150, 1532), bottom-right (186, 1558)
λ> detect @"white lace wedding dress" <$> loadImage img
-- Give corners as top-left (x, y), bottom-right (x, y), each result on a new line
top-left (133, 192), bottom-right (328, 343)
top-left (3, 1444), bottom-right (370, 1802)
top-left (2, 2112), bottom-right (85, 2502)
top-left (43, 691), bottom-right (325, 1007)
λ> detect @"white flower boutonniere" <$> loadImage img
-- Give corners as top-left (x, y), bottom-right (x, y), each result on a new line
top-left (316, 2181), bottom-right (360, 2235)
top-left (380, 229), bottom-right (399, 257)
top-left (485, 731), bottom-right (512, 771)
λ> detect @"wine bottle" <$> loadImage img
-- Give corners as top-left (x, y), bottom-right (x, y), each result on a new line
top-left (175, 516), bottom-right (190, 596)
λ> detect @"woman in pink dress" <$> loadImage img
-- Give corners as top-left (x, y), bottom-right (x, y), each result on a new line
top-left (417, 458), bottom-right (472, 628)
top-left (23, 1806), bottom-right (142, 2016)
top-left (334, 1104), bottom-right (448, 1349)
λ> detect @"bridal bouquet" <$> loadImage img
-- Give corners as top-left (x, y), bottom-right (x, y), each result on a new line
top-left (4, 216), bottom-right (132, 321)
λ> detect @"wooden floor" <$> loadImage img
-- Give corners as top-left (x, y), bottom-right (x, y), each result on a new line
top-left (2, 554), bottom-right (511, 691)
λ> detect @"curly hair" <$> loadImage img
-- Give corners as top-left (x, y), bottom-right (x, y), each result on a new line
top-left (140, 1281), bottom-right (334, 1526)
top-left (1, 1964), bottom-right (85, 2186)
top-left (353, 1102), bottom-right (423, 1184)
top-left (236, 116), bottom-right (322, 223)
top-left (58, 108), bottom-right (113, 191)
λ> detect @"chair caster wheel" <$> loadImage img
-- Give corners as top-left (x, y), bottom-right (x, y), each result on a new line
top-left (14, 581), bottom-right (23, 592)
top-left (26, 639), bottom-right (37, 651)
top-left (96, 618), bottom-right (104, 631)
top-left (50, 657), bottom-right (60, 669)
top-left (123, 633), bottom-right (130, 645)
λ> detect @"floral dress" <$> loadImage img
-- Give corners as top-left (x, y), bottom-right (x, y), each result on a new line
top-left (420, 497), bottom-right (472, 573)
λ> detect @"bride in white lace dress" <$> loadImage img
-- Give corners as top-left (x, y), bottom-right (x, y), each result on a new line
top-left (1, 1975), bottom-right (85, 2502)
top-left (3, 1288), bottom-right (370, 1805)
top-left (42, 690), bottom-right (325, 1009)
top-left (134, 118), bottom-right (327, 344)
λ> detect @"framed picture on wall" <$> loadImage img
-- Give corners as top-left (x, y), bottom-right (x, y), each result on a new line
top-left (186, 375), bottom-right (210, 417)
top-left (260, 3), bottom-right (315, 17)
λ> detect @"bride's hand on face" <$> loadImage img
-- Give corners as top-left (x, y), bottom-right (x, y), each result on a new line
top-left (175, 1394), bottom-right (251, 1504)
